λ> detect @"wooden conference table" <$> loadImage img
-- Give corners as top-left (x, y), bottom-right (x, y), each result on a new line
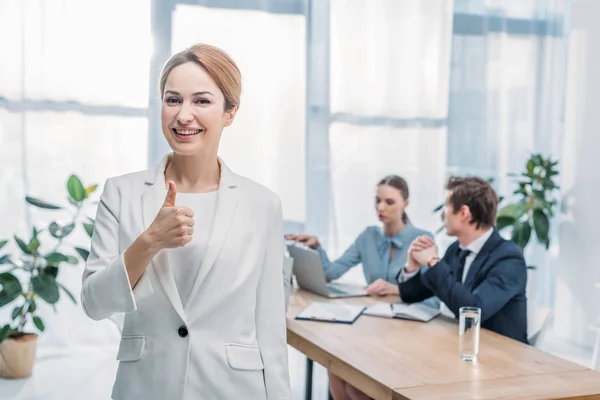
top-left (286, 288), bottom-right (600, 400)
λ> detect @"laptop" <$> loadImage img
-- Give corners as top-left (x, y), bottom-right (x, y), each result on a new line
top-left (287, 244), bottom-right (368, 298)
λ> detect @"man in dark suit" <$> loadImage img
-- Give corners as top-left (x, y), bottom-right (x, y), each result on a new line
top-left (398, 177), bottom-right (528, 343)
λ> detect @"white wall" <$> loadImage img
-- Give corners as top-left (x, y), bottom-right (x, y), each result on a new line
top-left (553, 0), bottom-right (600, 348)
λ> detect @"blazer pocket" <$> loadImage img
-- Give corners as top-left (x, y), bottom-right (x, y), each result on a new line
top-left (116, 336), bottom-right (146, 362)
top-left (225, 344), bottom-right (264, 371)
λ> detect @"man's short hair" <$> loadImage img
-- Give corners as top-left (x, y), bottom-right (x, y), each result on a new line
top-left (445, 176), bottom-right (499, 229)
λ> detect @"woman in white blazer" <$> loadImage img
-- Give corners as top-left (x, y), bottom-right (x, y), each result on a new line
top-left (81, 43), bottom-right (292, 400)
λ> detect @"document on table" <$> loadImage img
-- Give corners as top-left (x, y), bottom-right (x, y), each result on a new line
top-left (295, 302), bottom-right (366, 324)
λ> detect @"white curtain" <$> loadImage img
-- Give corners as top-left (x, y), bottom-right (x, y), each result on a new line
top-left (556, 0), bottom-right (600, 350)
top-left (0, 0), bottom-right (151, 355)
top-left (448, 0), bottom-right (569, 323)
top-left (324, 0), bottom-right (454, 284)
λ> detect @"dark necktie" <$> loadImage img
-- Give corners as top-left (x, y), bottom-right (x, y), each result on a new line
top-left (456, 248), bottom-right (471, 283)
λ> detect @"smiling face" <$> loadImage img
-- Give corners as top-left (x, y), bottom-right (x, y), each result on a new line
top-left (160, 62), bottom-right (236, 157)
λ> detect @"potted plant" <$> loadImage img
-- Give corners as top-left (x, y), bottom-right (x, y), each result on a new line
top-left (0, 175), bottom-right (96, 379)
top-left (495, 153), bottom-right (560, 265)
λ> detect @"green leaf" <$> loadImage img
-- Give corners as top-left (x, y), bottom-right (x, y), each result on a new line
top-left (533, 209), bottom-right (550, 249)
top-left (495, 216), bottom-right (515, 231)
top-left (25, 196), bottom-right (62, 210)
top-left (497, 202), bottom-right (529, 221)
top-left (14, 235), bottom-right (32, 255)
top-left (11, 305), bottom-right (22, 320)
top-left (67, 175), bottom-right (86, 203)
top-left (527, 159), bottom-right (535, 175)
top-left (544, 201), bottom-right (555, 217)
top-left (85, 184), bottom-right (98, 197)
top-left (511, 221), bottom-right (532, 252)
top-left (0, 325), bottom-right (11, 343)
top-left (83, 222), bottom-right (94, 238)
top-left (45, 252), bottom-right (69, 264)
top-left (0, 240), bottom-right (7, 251)
top-left (33, 316), bottom-right (45, 332)
top-left (1, 256), bottom-right (24, 268)
top-left (66, 256), bottom-right (79, 265)
top-left (74, 247), bottom-right (90, 261)
top-left (31, 275), bottom-right (60, 304)
top-left (432, 204), bottom-right (444, 212)
top-left (532, 197), bottom-right (547, 211)
top-left (0, 272), bottom-right (23, 307)
top-left (57, 282), bottom-right (77, 304)
top-left (41, 266), bottom-right (59, 279)
top-left (28, 300), bottom-right (36, 313)
top-left (49, 222), bottom-right (75, 239)
top-left (28, 237), bottom-right (40, 254)
top-left (532, 189), bottom-right (545, 200)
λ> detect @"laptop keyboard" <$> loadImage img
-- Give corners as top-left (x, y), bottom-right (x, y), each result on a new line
top-left (328, 286), bottom-right (350, 296)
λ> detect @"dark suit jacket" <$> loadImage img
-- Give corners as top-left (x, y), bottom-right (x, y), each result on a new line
top-left (398, 230), bottom-right (528, 343)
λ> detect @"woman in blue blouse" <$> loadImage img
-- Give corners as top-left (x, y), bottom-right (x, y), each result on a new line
top-left (286, 175), bottom-right (432, 296)
top-left (286, 175), bottom-right (433, 400)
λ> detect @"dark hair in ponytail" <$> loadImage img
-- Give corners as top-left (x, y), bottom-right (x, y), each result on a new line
top-left (378, 175), bottom-right (410, 223)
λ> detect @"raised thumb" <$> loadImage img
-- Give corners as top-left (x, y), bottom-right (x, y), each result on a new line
top-left (163, 180), bottom-right (177, 206)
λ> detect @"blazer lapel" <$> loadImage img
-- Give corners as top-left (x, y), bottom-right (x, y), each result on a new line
top-left (141, 154), bottom-right (187, 323)
top-left (184, 159), bottom-right (239, 311)
top-left (463, 230), bottom-right (502, 288)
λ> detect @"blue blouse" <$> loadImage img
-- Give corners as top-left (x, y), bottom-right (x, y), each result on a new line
top-left (317, 224), bottom-right (433, 285)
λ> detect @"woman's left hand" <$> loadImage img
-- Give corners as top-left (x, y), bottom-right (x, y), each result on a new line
top-left (366, 279), bottom-right (399, 296)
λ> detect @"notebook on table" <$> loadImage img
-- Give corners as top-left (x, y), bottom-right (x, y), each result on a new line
top-left (295, 302), bottom-right (366, 324)
top-left (364, 301), bottom-right (440, 322)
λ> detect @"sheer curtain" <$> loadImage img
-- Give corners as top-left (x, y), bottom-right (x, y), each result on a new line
top-left (448, 0), bottom-right (569, 314)
top-left (309, 0), bottom-right (454, 284)
top-left (557, 0), bottom-right (600, 350)
top-left (0, 0), bottom-right (151, 355)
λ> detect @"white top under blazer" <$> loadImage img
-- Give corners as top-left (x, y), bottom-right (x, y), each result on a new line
top-left (81, 153), bottom-right (292, 400)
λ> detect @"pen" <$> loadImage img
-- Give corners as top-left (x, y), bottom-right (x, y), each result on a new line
top-left (310, 316), bottom-right (337, 321)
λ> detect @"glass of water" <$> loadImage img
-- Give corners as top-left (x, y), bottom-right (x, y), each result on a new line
top-left (459, 307), bottom-right (481, 362)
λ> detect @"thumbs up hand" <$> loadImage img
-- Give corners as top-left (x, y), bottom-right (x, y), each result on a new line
top-left (147, 180), bottom-right (195, 250)
top-left (163, 180), bottom-right (177, 207)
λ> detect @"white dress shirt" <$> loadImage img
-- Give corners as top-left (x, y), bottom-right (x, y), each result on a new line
top-left (398, 228), bottom-right (494, 318)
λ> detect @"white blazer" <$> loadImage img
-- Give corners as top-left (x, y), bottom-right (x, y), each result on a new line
top-left (81, 154), bottom-right (292, 400)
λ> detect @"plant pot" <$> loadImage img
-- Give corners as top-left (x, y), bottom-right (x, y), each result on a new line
top-left (0, 333), bottom-right (38, 379)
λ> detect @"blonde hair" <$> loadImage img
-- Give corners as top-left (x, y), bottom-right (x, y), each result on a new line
top-left (159, 44), bottom-right (242, 111)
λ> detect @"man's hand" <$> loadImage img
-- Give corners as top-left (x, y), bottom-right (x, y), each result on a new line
top-left (406, 235), bottom-right (436, 272)
top-left (413, 243), bottom-right (439, 266)
top-left (366, 279), bottom-right (399, 296)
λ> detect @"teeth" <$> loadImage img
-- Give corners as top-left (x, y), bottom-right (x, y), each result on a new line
top-left (175, 129), bottom-right (202, 136)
